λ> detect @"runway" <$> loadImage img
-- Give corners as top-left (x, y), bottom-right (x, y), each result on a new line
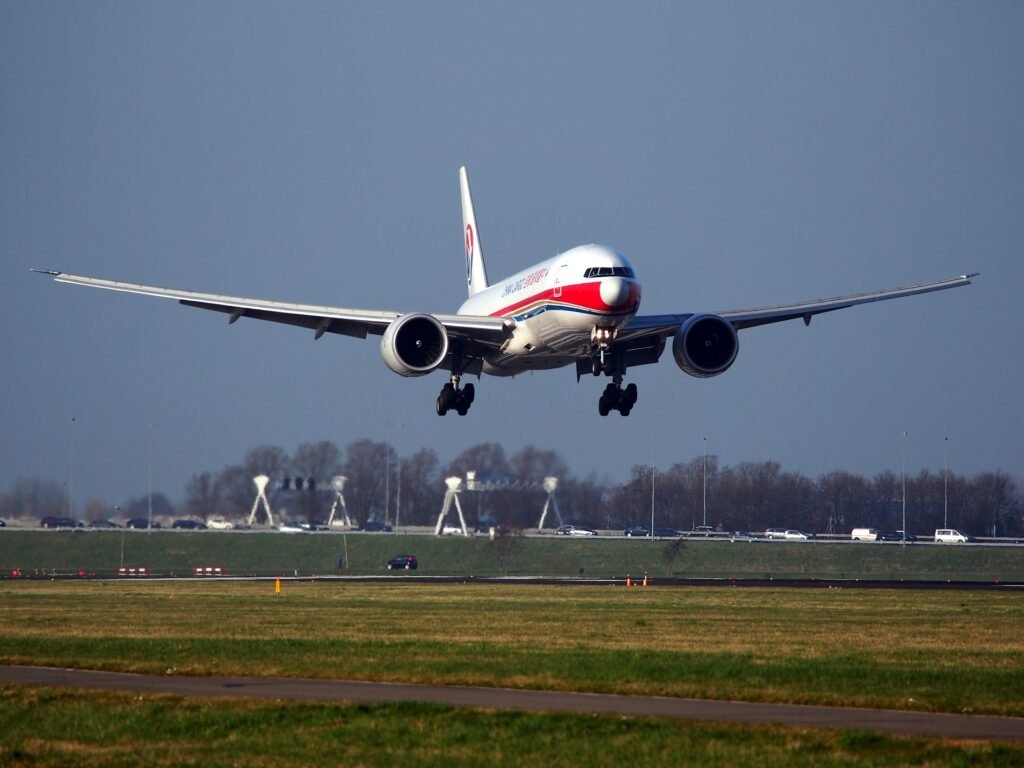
top-left (2, 665), bottom-right (1021, 743)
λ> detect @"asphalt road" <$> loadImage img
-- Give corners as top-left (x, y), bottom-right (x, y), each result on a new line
top-left (2, 665), bottom-right (1021, 743)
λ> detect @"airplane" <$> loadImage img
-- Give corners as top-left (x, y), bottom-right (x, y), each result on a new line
top-left (35, 167), bottom-right (976, 417)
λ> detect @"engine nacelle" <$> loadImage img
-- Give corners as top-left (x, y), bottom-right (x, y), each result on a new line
top-left (380, 313), bottom-right (449, 377)
top-left (672, 314), bottom-right (739, 378)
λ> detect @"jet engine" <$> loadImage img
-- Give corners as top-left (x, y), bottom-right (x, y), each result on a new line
top-left (672, 314), bottom-right (739, 378)
top-left (380, 313), bottom-right (449, 376)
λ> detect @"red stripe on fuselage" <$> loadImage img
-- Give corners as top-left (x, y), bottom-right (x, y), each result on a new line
top-left (489, 281), bottom-right (639, 319)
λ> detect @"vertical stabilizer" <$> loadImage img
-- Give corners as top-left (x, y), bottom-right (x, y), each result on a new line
top-left (460, 166), bottom-right (489, 297)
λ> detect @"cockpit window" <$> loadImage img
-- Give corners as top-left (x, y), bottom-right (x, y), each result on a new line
top-left (584, 266), bottom-right (635, 279)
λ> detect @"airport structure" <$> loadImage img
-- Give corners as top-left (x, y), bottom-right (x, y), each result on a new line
top-left (435, 471), bottom-right (564, 535)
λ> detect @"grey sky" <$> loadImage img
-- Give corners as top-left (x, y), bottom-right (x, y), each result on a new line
top-left (3, 2), bottom-right (1022, 511)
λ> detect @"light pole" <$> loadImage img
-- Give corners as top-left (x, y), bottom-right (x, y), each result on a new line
top-left (395, 455), bottom-right (402, 530)
top-left (384, 446), bottom-right (391, 525)
top-left (68, 417), bottom-right (76, 520)
top-left (650, 462), bottom-right (656, 535)
top-left (944, 436), bottom-right (949, 529)
top-left (147, 423), bottom-right (153, 531)
top-left (901, 431), bottom-right (908, 547)
top-left (702, 437), bottom-right (707, 528)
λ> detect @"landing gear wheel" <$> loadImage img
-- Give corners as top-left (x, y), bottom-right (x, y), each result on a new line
top-left (597, 380), bottom-right (638, 416)
top-left (436, 382), bottom-right (456, 416)
top-left (437, 380), bottom-right (474, 416)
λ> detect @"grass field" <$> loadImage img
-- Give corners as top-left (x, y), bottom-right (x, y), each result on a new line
top-left (2, 581), bottom-right (1022, 715)
top-left (3, 688), bottom-right (1022, 768)
top-left (2, 529), bottom-right (1022, 581)
top-left (2, 576), bottom-right (1022, 765)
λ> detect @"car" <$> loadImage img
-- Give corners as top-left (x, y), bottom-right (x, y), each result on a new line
top-left (935, 528), bottom-right (971, 543)
top-left (475, 518), bottom-right (498, 533)
top-left (729, 530), bottom-right (755, 542)
top-left (125, 518), bottom-right (160, 529)
top-left (386, 555), bottom-right (418, 570)
top-left (172, 519), bottom-right (207, 530)
top-left (653, 527), bottom-right (680, 537)
top-left (277, 521), bottom-right (305, 533)
top-left (299, 522), bottom-right (328, 532)
top-left (361, 520), bottom-right (393, 532)
top-left (878, 530), bottom-right (916, 542)
top-left (570, 526), bottom-right (597, 536)
top-left (88, 519), bottom-right (120, 529)
top-left (783, 530), bottom-right (811, 540)
top-left (765, 528), bottom-right (788, 539)
top-left (623, 526), bottom-right (650, 537)
top-left (0, 519), bottom-right (6, 527)
top-left (851, 528), bottom-right (879, 542)
top-left (41, 516), bottom-right (83, 529)
top-left (441, 525), bottom-right (466, 535)
top-left (691, 525), bottom-right (715, 536)
top-left (206, 517), bottom-right (234, 530)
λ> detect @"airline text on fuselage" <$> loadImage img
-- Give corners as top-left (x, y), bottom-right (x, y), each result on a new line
top-left (502, 267), bottom-right (549, 298)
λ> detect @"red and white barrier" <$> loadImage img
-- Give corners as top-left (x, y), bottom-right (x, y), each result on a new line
top-left (193, 566), bottom-right (224, 576)
top-left (117, 567), bottom-right (149, 577)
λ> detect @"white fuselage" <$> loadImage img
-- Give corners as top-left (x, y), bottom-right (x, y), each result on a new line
top-left (457, 244), bottom-right (641, 375)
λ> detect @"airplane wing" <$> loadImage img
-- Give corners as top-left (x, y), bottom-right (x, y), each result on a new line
top-left (618, 272), bottom-right (977, 343)
top-left (33, 270), bottom-right (512, 349)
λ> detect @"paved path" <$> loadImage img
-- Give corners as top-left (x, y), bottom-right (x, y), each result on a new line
top-left (2, 665), bottom-right (1021, 743)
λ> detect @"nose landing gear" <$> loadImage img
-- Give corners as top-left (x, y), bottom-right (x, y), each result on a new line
top-left (436, 374), bottom-right (475, 416)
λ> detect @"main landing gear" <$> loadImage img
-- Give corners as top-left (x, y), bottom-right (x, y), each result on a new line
top-left (598, 379), bottom-right (637, 416)
top-left (436, 374), bottom-right (475, 416)
top-left (590, 329), bottom-right (637, 416)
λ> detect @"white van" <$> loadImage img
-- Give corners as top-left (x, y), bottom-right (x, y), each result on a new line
top-left (851, 528), bottom-right (878, 541)
top-left (934, 529), bottom-right (969, 543)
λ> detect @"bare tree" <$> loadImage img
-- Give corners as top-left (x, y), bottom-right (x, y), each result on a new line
top-left (215, 464), bottom-right (256, 521)
top-left (607, 464), bottom-right (654, 529)
top-left (121, 493), bottom-right (174, 523)
top-left (967, 471), bottom-right (1017, 536)
top-left (82, 498), bottom-right (109, 522)
top-left (244, 445), bottom-right (290, 491)
top-left (183, 472), bottom-right (221, 523)
top-left (485, 528), bottom-right (525, 576)
top-left (0, 477), bottom-right (67, 521)
top-left (343, 439), bottom-right (393, 526)
top-left (445, 442), bottom-right (510, 479)
top-left (661, 539), bottom-right (686, 576)
top-left (398, 448), bottom-right (440, 525)
top-left (290, 441), bottom-right (342, 521)
top-left (818, 471), bottom-right (871, 533)
top-left (509, 445), bottom-right (569, 484)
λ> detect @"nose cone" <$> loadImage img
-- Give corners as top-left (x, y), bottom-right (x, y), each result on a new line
top-left (599, 276), bottom-right (630, 307)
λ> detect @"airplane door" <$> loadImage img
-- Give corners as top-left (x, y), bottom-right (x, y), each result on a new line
top-left (553, 264), bottom-right (570, 298)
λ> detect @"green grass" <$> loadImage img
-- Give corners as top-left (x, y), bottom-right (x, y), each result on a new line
top-left (1, 529), bottom-right (1022, 580)
top-left (2, 687), bottom-right (1022, 768)
top-left (3, 581), bottom-right (1022, 766)
top-left (1, 582), bottom-right (1022, 716)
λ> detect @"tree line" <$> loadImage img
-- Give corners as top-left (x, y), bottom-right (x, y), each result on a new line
top-left (1, 439), bottom-right (1020, 536)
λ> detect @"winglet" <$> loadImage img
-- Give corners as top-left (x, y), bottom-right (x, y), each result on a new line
top-left (460, 166), bottom-right (489, 297)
